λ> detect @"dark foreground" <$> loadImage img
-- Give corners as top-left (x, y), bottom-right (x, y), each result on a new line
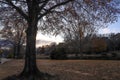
top-left (0, 59), bottom-right (120, 80)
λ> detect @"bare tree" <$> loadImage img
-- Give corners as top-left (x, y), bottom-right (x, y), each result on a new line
top-left (0, 13), bottom-right (26, 59)
top-left (0, 0), bottom-right (73, 79)
top-left (61, 0), bottom-right (120, 58)
top-left (63, 19), bottom-right (96, 57)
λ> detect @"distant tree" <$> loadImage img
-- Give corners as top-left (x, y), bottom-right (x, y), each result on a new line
top-left (50, 47), bottom-right (67, 60)
top-left (0, 14), bottom-right (26, 58)
top-left (62, 0), bottom-right (120, 57)
top-left (0, 49), bottom-right (3, 57)
top-left (91, 37), bottom-right (107, 53)
top-left (115, 33), bottom-right (120, 50)
top-left (41, 46), bottom-right (45, 54)
top-left (107, 33), bottom-right (120, 51)
top-left (63, 20), bottom-right (95, 57)
top-left (47, 42), bottom-right (57, 54)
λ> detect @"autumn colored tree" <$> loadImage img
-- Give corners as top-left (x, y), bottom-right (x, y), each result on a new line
top-left (91, 37), bottom-right (107, 53)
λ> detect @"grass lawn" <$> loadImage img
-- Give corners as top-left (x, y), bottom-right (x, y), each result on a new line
top-left (0, 59), bottom-right (120, 80)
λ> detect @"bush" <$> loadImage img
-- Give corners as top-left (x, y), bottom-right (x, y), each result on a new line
top-left (111, 52), bottom-right (117, 57)
top-left (50, 47), bottom-right (67, 60)
top-left (7, 53), bottom-right (14, 58)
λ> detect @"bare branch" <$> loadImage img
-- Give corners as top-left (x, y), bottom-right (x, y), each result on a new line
top-left (0, 1), bottom-right (8, 4)
top-left (38, 0), bottom-right (74, 20)
top-left (39, 0), bottom-right (50, 13)
top-left (5, 0), bottom-right (28, 20)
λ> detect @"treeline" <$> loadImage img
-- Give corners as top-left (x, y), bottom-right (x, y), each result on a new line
top-left (1, 33), bottom-right (120, 60)
top-left (37, 33), bottom-right (120, 60)
top-left (65, 33), bottom-right (120, 54)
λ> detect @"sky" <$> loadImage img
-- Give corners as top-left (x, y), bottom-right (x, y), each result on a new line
top-left (36, 32), bottom-right (63, 47)
top-left (99, 18), bottom-right (120, 34)
top-left (36, 18), bottom-right (120, 47)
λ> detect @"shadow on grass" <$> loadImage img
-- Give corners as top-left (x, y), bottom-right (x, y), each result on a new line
top-left (2, 72), bottom-right (59, 80)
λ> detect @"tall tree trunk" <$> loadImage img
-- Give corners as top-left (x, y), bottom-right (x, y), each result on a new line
top-left (16, 44), bottom-right (21, 58)
top-left (20, 2), bottom-right (41, 78)
top-left (79, 38), bottom-right (83, 58)
top-left (13, 43), bottom-right (21, 59)
top-left (13, 44), bottom-right (16, 58)
top-left (20, 21), bottom-right (40, 78)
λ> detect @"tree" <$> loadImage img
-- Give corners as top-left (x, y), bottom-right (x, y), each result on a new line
top-left (107, 33), bottom-right (120, 51)
top-left (0, 0), bottom-right (120, 79)
top-left (0, 13), bottom-right (26, 58)
top-left (63, 19), bottom-right (96, 57)
top-left (62, 0), bottom-right (120, 58)
top-left (91, 36), bottom-right (107, 53)
top-left (37, 46), bottom-right (45, 54)
top-left (0, 0), bottom-right (73, 79)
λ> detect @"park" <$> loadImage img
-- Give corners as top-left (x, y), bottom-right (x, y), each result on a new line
top-left (0, 0), bottom-right (120, 80)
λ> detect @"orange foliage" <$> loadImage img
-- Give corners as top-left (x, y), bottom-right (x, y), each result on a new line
top-left (91, 38), bottom-right (107, 53)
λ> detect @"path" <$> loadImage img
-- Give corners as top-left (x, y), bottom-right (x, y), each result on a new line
top-left (0, 58), bottom-right (11, 64)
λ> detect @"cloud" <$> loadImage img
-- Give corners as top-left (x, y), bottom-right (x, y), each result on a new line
top-left (102, 28), bottom-right (111, 34)
top-left (99, 27), bottom-right (120, 34)
top-left (36, 32), bottom-right (63, 43)
top-left (36, 40), bottom-right (53, 47)
top-left (36, 32), bottom-right (64, 47)
top-left (99, 28), bottom-right (111, 34)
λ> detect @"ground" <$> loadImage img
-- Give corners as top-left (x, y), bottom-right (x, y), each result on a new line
top-left (0, 59), bottom-right (120, 80)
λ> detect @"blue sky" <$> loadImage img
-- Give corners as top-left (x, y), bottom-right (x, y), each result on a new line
top-left (99, 18), bottom-right (120, 34)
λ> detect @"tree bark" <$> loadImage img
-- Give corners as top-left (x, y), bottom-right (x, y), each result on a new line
top-left (19, 1), bottom-right (41, 78)
top-left (13, 44), bottom-right (16, 58)
top-left (20, 20), bottom-right (40, 78)
top-left (13, 43), bottom-right (21, 59)
top-left (16, 44), bottom-right (21, 58)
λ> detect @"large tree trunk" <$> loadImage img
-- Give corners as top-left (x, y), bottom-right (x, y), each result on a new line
top-left (19, 2), bottom-right (42, 78)
top-left (20, 21), bottom-right (40, 78)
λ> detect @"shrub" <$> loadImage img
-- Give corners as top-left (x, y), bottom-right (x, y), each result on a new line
top-left (7, 53), bottom-right (14, 58)
top-left (111, 52), bottom-right (117, 57)
top-left (50, 47), bottom-right (67, 60)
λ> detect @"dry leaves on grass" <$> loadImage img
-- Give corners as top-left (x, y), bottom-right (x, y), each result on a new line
top-left (0, 60), bottom-right (120, 80)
